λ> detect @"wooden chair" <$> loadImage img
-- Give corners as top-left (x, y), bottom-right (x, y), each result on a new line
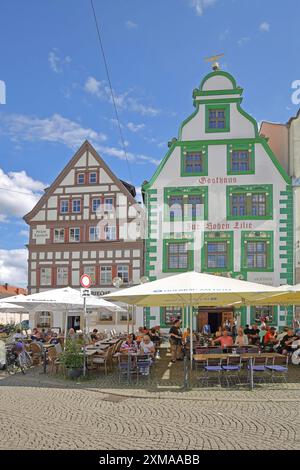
top-left (47, 347), bottom-right (61, 375)
top-left (92, 346), bottom-right (113, 375)
top-left (29, 343), bottom-right (43, 365)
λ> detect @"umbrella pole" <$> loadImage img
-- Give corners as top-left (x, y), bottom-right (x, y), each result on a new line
top-left (190, 305), bottom-right (193, 370)
top-left (83, 296), bottom-right (87, 377)
top-left (64, 309), bottom-right (68, 350)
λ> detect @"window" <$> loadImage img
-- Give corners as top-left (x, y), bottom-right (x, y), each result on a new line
top-left (89, 226), bottom-right (100, 241)
top-left (251, 194), bottom-right (266, 217)
top-left (209, 109), bottom-right (225, 129)
top-left (92, 198), bottom-right (101, 213)
top-left (77, 173), bottom-right (85, 184)
top-left (89, 172), bottom-right (97, 184)
top-left (253, 306), bottom-right (275, 324)
top-left (241, 231), bottom-right (273, 271)
top-left (72, 199), bottom-right (81, 213)
top-left (84, 266), bottom-right (96, 285)
top-left (246, 241), bottom-right (267, 269)
top-left (57, 267), bottom-right (68, 286)
top-left (207, 242), bottom-right (228, 269)
top-left (104, 225), bottom-right (116, 240)
top-left (168, 243), bottom-right (188, 270)
top-left (202, 232), bottom-right (233, 272)
top-left (232, 194), bottom-right (246, 216)
top-left (118, 311), bottom-right (133, 323)
top-left (40, 268), bottom-right (52, 286)
top-left (60, 200), bottom-right (69, 213)
top-left (36, 311), bottom-right (52, 328)
top-left (104, 198), bottom-right (114, 212)
top-left (98, 311), bottom-right (114, 323)
top-left (165, 187), bottom-right (208, 221)
top-left (54, 228), bottom-right (65, 243)
top-left (184, 152), bottom-right (203, 174)
top-left (100, 266), bottom-right (112, 285)
top-left (227, 186), bottom-right (272, 220)
top-left (161, 307), bottom-right (182, 327)
top-left (69, 228), bottom-right (80, 242)
top-left (117, 265), bottom-right (129, 283)
top-left (206, 105), bottom-right (230, 133)
top-left (231, 150), bottom-right (250, 172)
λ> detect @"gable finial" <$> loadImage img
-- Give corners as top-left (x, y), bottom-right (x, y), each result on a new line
top-left (204, 53), bottom-right (224, 71)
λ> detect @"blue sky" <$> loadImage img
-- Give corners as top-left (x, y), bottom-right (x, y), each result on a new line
top-left (0, 0), bottom-right (300, 285)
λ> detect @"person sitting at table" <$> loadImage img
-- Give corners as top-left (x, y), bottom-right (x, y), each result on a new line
top-left (49, 332), bottom-right (60, 345)
top-left (212, 329), bottom-right (233, 348)
top-left (249, 324), bottom-right (260, 345)
top-left (30, 328), bottom-right (40, 341)
top-left (234, 327), bottom-right (248, 347)
top-left (279, 329), bottom-right (297, 355)
top-left (120, 334), bottom-right (138, 353)
top-left (215, 326), bottom-right (222, 338)
top-left (67, 328), bottom-right (76, 340)
top-left (149, 327), bottom-right (160, 346)
top-left (140, 335), bottom-right (155, 357)
top-left (13, 328), bottom-right (25, 340)
top-left (263, 327), bottom-right (277, 347)
top-left (90, 329), bottom-right (99, 343)
top-left (136, 327), bottom-right (146, 343)
top-left (243, 324), bottom-right (252, 336)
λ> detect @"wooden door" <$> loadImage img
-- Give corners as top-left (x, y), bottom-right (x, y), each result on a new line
top-left (198, 311), bottom-right (208, 332)
top-left (222, 311), bottom-right (233, 328)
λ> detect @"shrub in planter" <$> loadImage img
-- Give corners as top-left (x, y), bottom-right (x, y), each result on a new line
top-left (60, 339), bottom-right (84, 378)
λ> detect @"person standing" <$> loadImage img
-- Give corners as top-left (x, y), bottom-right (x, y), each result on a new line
top-left (169, 319), bottom-right (182, 363)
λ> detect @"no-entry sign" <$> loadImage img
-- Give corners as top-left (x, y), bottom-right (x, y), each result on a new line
top-left (80, 274), bottom-right (92, 288)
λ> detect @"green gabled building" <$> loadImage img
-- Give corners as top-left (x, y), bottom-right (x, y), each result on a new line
top-left (142, 68), bottom-right (293, 332)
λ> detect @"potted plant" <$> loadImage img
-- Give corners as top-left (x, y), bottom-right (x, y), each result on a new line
top-left (60, 339), bottom-right (84, 379)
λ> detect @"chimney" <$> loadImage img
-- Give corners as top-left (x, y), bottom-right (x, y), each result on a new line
top-left (4, 283), bottom-right (8, 290)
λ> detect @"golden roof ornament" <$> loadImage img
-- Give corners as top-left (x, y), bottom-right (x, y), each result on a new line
top-left (204, 53), bottom-right (224, 71)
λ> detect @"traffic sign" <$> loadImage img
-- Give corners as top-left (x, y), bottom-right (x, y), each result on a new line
top-left (80, 274), bottom-right (91, 288)
top-left (81, 288), bottom-right (91, 297)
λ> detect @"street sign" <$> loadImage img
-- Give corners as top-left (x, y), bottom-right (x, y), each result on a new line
top-left (80, 288), bottom-right (91, 297)
top-left (80, 274), bottom-right (91, 288)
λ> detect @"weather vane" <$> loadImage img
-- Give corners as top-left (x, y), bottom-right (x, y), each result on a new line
top-left (204, 53), bottom-right (224, 71)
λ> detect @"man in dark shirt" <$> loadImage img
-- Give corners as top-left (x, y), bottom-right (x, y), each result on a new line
top-left (244, 324), bottom-right (252, 335)
top-left (169, 319), bottom-right (182, 363)
top-left (249, 324), bottom-right (260, 345)
top-left (279, 329), bottom-right (297, 354)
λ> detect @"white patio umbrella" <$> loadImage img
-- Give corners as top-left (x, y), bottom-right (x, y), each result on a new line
top-left (230, 284), bottom-right (300, 306)
top-left (0, 301), bottom-right (27, 325)
top-left (104, 271), bottom-right (282, 367)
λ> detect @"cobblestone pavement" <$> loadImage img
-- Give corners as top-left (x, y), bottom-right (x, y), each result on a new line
top-left (0, 346), bottom-right (299, 450)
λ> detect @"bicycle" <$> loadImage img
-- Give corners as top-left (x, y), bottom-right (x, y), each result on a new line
top-left (5, 341), bottom-right (32, 374)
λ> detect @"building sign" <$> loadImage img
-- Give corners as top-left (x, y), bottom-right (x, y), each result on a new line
top-left (199, 177), bottom-right (237, 185)
top-left (247, 272), bottom-right (275, 286)
top-left (32, 225), bottom-right (50, 244)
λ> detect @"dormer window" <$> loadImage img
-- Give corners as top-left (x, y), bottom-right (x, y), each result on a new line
top-left (206, 104), bottom-right (230, 133)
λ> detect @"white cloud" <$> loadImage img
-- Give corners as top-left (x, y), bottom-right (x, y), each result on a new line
top-left (189, 0), bottom-right (217, 16)
top-left (237, 37), bottom-right (251, 46)
top-left (19, 229), bottom-right (29, 237)
top-left (48, 49), bottom-right (72, 73)
top-left (84, 76), bottom-right (161, 117)
top-left (127, 122), bottom-right (145, 133)
top-left (0, 168), bottom-right (45, 221)
top-left (0, 113), bottom-right (107, 150)
top-left (0, 249), bottom-right (28, 287)
top-left (219, 29), bottom-right (230, 41)
top-left (259, 22), bottom-right (270, 32)
top-left (125, 20), bottom-right (138, 29)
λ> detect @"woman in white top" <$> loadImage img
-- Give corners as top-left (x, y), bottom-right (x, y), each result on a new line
top-left (234, 327), bottom-right (249, 347)
top-left (140, 335), bottom-right (155, 356)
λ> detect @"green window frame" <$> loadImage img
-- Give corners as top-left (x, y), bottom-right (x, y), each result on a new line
top-left (164, 186), bottom-right (208, 222)
top-left (160, 307), bottom-right (183, 328)
top-left (163, 238), bottom-right (194, 273)
top-left (227, 143), bottom-right (255, 175)
top-left (202, 231), bottom-right (233, 273)
top-left (181, 144), bottom-right (208, 176)
top-left (250, 306), bottom-right (278, 327)
top-left (241, 231), bottom-right (274, 272)
top-left (227, 185), bottom-right (273, 220)
top-left (205, 104), bottom-right (230, 133)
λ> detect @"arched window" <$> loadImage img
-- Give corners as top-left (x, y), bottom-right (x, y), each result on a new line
top-left (36, 311), bottom-right (52, 328)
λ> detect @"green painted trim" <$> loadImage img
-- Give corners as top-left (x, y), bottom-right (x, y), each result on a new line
top-left (162, 238), bottom-right (194, 273)
top-left (194, 88), bottom-right (243, 97)
top-left (178, 105), bottom-right (199, 139)
top-left (226, 184), bottom-right (273, 220)
top-left (201, 231), bottom-right (234, 272)
top-left (205, 103), bottom-right (230, 133)
top-left (236, 102), bottom-right (259, 137)
top-left (160, 306), bottom-right (184, 329)
top-left (241, 231), bottom-right (274, 272)
top-left (200, 71), bottom-right (237, 91)
top-left (197, 97), bottom-right (241, 105)
top-left (164, 186), bottom-right (208, 222)
top-left (227, 142), bottom-right (255, 175)
top-left (260, 138), bottom-right (291, 184)
top-left (180, 143), bottom-right (208, 177)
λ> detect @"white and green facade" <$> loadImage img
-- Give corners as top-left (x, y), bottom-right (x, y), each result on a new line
top-left (142, 70), bottom-right (293, 331)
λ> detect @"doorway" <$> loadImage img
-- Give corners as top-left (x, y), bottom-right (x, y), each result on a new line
top-left (197, 308), bottom-right (234, 334)
top-left (67, 315), bottom-right (81, 331)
